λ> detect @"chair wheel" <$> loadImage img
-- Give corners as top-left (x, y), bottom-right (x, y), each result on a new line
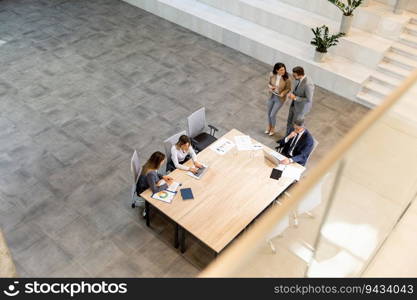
top-left (131, 203), bottom-right (136, 208)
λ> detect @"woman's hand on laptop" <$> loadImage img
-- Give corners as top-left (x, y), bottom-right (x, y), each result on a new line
top-left (190, 167), bottom-right (198, 174)
top-left (194, 162), bottom-right (203, 169)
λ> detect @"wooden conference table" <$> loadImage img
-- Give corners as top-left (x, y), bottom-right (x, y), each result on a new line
top-left (141, 129), bottom-right (305, 254)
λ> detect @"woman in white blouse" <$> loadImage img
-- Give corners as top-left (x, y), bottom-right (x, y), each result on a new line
top-left (169, 135), bottom-right (203, 173)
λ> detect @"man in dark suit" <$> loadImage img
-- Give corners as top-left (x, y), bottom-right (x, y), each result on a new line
top-left (276, 119), bottom-right (314, 167)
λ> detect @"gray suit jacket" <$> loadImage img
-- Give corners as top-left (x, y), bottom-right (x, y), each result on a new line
top-left (291, 76), bottom-right (314, 116)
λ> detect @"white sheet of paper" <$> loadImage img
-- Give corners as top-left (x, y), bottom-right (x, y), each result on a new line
top-left (210, 138), bottom-right (235, 155)
top-left (166, 181), bottom-right (180, 193)
top-left (158, 180), bottom-right (180, 192)
top-left (252, 143), bottom-right (263, 150)
top-left (234, 135), bottom-right (253, 151)
top-left (276, 164), bottom-right (286, 171)
top-left (282, 165), bottom-right (304, 181)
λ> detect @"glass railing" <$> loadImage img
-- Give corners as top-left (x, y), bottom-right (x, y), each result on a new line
top-left (200, 69), bottom-right (417, 278)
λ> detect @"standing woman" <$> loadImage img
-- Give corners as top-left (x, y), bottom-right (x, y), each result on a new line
top-left (265, 62), bottom-right (291, 136)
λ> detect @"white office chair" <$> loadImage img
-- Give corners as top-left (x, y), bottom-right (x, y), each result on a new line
top-left (130, 150), bottom-right (144, 208)
top-left (186, 107), bottom-right (218, 152)
top-left (266, 212), bottom-right (290, 253)
top-left (164, 130), bottom-right (187, 173)
top-left (304, 137), bottom-right (319, 168)
top-left (287, 173), bottom-right (328, 228)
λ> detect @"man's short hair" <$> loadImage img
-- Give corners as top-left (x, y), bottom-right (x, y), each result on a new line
top-left (292, 66), bottom-right (305, 76)
top-left (293, 119), bottom-right (305, 127)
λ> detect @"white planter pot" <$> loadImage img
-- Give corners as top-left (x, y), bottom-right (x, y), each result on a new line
top-left (314, 51), bottom-right (326, 63)
top-left (340, 14), bottom-right (353, 35)
top-left (394, 0), bottom-right (409, 14)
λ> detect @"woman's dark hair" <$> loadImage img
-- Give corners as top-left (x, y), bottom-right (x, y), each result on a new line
top-left (176, 135), bottom-right (191, 148)
top-left (141, 151), bottom-right (165, 175)
top-left (292, 66), bottom-right (305, 76)
top-left (272, 62), bottom-right (289, 80)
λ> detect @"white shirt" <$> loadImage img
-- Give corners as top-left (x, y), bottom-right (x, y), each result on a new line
top-left (297, 76), bottom-right (306, 85)
top-left (171, 145), bottom-right (198, 171)
top-left (285, 129), bottom-right (305, 158)
top-left (275, 75), bottom-right (281, 87)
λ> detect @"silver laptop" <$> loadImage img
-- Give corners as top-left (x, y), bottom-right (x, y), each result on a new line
top-left (263, 149), bottom-right (280, 167)
top-left (194, 166), bottom-right (208, 178)
top-left (188, 166), bottom-right (208, 180)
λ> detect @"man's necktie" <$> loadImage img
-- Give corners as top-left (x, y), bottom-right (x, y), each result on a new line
top-left (289, 133), bottom-right (299, 154)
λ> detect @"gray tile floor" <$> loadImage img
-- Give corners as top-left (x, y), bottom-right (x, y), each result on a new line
top-left (0, 0), bottom-right (369, 277)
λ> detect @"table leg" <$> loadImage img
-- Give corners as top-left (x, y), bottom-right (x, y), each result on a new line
top-left (174, 223), bottom-right (179, 249)
top-left (180, 227), bottom-right (186, 253)
top-left (145, 201), bottom-right (150, 227)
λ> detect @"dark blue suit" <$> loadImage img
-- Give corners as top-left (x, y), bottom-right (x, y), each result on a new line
top-left (276, 129), bottom-right (314, 166)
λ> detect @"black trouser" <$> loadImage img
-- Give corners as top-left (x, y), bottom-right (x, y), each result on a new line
top-left (166, 155), bottom-right (191, 173)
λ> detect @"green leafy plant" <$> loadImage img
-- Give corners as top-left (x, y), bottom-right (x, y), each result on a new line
top-left (311, 25), bottom-right (345, 53)
top-left (328, 0), bottom-right (363, 16)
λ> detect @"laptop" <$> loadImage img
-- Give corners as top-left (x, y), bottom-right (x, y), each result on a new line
top-left (263, 149), bottom-right (286, 167)
top-left (187, 165), bottom-right (208, 180)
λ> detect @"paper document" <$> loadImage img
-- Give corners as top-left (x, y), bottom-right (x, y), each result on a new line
top-left (167, 181), bottom-right (180, 193)
top-left (282, 165), bottom-right (304, 181)
top-left (151, 190), bottom-right (176, 203)
top-left (158, 180), bottom-right (181, 193)
top-left (251, 143), bottom-right (263, 150)
top-left (276, 164), bottom-right (286, 171)
top-left (234, 135), bottom-right (253, 151)
top-left (210, 138), bottom-right (235, 155)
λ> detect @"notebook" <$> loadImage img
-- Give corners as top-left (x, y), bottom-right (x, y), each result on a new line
top-left (180, 188), bottom-right (194, 200)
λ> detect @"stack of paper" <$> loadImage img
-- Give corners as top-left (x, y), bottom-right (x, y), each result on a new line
top-left (209, 138), bottom-right (235, 155)
top-left (282, 165), bottom-right (304, 181)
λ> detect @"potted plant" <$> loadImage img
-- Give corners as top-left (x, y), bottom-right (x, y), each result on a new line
top-left (311, 25), bottom-right (345, 62)
top-left (328, 0), bottom-right (363, 35)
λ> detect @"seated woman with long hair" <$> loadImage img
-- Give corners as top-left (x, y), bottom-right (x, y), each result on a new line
top-left (136, 151), bottom-right (173, 195)
top-left (168, 135), bottom-right (203, 173)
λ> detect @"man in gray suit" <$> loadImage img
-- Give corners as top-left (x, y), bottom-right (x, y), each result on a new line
top-left (286, 66), bottom-right (314, 134)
